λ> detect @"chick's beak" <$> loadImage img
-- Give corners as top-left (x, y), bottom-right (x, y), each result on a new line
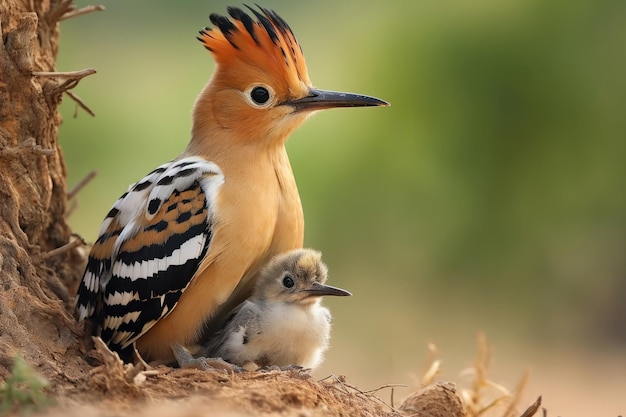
top-left (288, 88), bottom-right (389, 112)
top-left (303, 282), bottom-right (352, 297)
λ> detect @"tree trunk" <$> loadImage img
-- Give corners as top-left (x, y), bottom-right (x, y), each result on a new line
top-left (0, 0), bottom-right (85, 383)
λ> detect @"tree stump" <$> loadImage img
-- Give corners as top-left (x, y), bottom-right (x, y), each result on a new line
top-left (0, 0), bottom-right (85, 383)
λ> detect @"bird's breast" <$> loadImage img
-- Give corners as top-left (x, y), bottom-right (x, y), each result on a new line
top-left (257, 302), bottom-right (331, 368)
top-left (189, 152), bottom-right (304, 334)
top-left (214, 153), bottom-right (304, 268)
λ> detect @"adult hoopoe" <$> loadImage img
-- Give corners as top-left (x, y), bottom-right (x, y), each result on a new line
top-left (75, 5), bottom-right (388, 365)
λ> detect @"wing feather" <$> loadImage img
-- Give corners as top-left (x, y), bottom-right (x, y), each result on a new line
top-left (75, 156), bottom-right (224, 351)
top-left (202, 300), bottom-right (262, 360)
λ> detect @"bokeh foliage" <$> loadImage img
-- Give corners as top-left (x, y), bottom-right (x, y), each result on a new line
top-left (59, 0), bottom-right (626, 383)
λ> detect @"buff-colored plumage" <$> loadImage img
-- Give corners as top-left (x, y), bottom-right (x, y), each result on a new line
top-left (75, 5), bottom-right (388, 364)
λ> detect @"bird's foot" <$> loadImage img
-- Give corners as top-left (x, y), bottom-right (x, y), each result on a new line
top-left (171, 343), bottom-right (245, 373)
top-left (258, 364), bottom-right (311, 374)
top-left (258, 365), bottom-right (281, 372)
top-left (281, 364), bottom-right (312, 376)
top-left (187, 356), bottom-right (245, 373)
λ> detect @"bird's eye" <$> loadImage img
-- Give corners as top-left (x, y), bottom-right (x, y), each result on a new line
top-left (250, 86), bottom-right (270, 105)
top-left (282, 274), bottom-right (295, 288)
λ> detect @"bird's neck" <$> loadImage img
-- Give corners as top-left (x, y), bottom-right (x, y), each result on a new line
top-left (262, 298), bottom-right (321, 310)
top-left (185, 130), bottom-right (292, 180)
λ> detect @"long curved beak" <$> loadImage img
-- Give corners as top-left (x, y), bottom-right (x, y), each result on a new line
top-left (303, 282), bottom-right (352, 297)
top-left (288, 88), bottom-right (389, 113)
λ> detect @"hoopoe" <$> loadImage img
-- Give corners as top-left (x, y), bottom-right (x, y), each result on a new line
top-left (75, 5), bottom-right (388, 365)
top-left (178, 249), bottom-right (350, 371)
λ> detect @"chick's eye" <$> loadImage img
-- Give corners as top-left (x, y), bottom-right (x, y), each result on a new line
top-left (282, 275), bottom-right (295, 288)
top-left (250, 86), bottom-right (270, 105)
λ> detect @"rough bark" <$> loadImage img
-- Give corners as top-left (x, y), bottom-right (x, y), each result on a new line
top-left (0, 0), bottom-right (85, 383)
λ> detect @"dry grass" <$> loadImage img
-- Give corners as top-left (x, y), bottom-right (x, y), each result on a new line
top-left (400, 332), bottom-right (542, 417)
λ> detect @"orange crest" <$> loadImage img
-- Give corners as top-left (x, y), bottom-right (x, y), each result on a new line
top-left (198, 5), bottom-right (311, 89)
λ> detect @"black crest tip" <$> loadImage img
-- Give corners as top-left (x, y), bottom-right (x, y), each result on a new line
top-left (209, 13), bottom-right (236, 34)
top-left (228, 6), bottom-right (259, 44)
top-left (244, 4), bottom-right (279, 45)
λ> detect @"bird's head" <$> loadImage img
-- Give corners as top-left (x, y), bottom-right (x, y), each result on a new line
top-left (191, 5), bottom-right (388, 148)
top-left (255, 248), bottom-right (351, 306)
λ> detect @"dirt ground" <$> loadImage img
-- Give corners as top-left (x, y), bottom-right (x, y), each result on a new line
top-left (53, 335), bottom-right (406, 417)
top-left (2, 317), bottom-right (540, 417)
top-left (4, 326), bottom-right (466, 417)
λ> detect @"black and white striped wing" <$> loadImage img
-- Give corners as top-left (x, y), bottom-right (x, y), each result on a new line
top-left (75, 156), bottom-right (224, 351)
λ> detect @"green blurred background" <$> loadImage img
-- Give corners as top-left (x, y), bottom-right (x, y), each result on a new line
top-left (59, 0), bottom-right (625, 414)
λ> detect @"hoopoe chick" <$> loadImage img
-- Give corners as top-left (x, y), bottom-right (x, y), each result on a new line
top-left (74, 5), bottom-right (387, 366)
top-left (200, 249), bottom-right (351, 370)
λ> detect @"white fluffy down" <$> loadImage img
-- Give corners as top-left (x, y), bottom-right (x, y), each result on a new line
top-left (218, 300), bottom-right (331, 369)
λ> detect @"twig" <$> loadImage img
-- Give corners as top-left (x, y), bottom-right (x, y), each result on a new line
top-left (421, 342), bottom-right (441, 386)
top-left (319, 374), bottom-right (348, 393)
top-left (519, 396), bottom-right (542, 417)
top-left (363, 383), bottom-right (408, 395)
top-left (501, 369), bottom-right (530, 417)
top-left (40, 235), bottom-right (86, 260)
top-left (21, 136), bottom-right (56, 156)
top-left (60, 4), bottom-right (106, 21)
top-left (34, 69), bottom-right (97, 98)
top-left (36, 69), bottom-right (97, 108)
top-left (67, 170), bottom-right (97, 200)
top-left (132, 345), bottom-right (151, 370)
top-left (32, 68), bottom-right (96, 80)
top-left (362, 383), bottom-right (407, 413)
top-left (66, 91), bottom-right (96, 117)
top-left (47, 0), bottom-right (73, 23)
top-left (320, 374), bottom-right (403, 413)
top-left (341, 380), bottom-right (404, 414)
top-left (0, 138), bottom-right (55, 157)
top-left (34, 147), bottom-right (55, 155)
top-left (65, 199), bottom-right (78, 218)
top-left (474, 395), bottom-right (509, 417)
top-left (422, 359), bottom-right (441, 386)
